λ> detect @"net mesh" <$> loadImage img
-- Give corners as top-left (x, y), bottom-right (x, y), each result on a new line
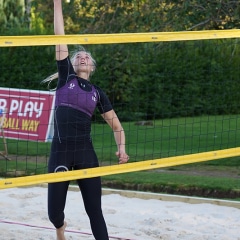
top-left (0, 31), bottom-right (240, 188)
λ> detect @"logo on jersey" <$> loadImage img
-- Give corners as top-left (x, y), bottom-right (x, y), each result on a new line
top-left (68, 83), bottom-right (75, 89)
top-left (92, 92), bottom-right (97, 102)
top-left (54, 165), bottom-right (69, 172)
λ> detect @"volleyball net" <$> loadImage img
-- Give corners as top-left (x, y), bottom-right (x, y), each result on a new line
top-left (0, 30), bottom-right (240, 189)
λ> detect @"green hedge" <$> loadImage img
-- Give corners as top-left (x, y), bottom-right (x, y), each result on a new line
top-left (1, 28), bottom-right (240, 121)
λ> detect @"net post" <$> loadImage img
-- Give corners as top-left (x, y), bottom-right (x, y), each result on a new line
top-left (0, 108), bottom-right (10, 161)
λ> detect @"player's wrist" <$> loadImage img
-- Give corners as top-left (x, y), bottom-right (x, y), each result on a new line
top-left (118, 144), bottom-right (126, 152)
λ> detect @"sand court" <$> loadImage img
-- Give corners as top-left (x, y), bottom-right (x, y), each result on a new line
top-left (0, 186), bottom-right (240, 240)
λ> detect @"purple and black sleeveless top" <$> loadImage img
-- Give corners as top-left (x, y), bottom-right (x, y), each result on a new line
top-left (53, 57), bottom-right (112, 143)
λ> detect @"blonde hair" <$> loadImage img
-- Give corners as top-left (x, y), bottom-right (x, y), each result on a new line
top-left (41, 46), bottom-right (96, 91)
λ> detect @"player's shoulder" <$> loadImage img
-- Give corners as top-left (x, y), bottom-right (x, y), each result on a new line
top-left (92, 84), bottom-right (109, 101)
top-left (92, 83), bottom-right (103, 92)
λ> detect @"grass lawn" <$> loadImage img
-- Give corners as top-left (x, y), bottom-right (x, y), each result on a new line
top-left (0, 115), bottom-right (240, 198)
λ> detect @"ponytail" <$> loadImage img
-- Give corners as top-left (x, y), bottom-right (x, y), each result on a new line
top-left (41, 72), bottom-right (58, 91)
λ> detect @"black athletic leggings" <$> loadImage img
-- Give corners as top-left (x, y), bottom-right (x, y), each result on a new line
top-left (48, 139), bottom-right (109, 240)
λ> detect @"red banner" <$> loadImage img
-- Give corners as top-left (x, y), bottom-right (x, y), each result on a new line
top-left (0, 87), bottom-right (55, 142)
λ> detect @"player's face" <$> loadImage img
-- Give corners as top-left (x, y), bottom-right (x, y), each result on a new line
top-left (73, 51), bottom-right (94, 74)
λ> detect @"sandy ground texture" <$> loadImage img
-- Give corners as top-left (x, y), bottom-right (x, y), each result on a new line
top-left (0, 186), bottom-right (240, 240)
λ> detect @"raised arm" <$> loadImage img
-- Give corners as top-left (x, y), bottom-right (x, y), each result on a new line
top-left (101, 110), bottom-right (129, 164)
top-left (54, 0), bottom-right (68, 60)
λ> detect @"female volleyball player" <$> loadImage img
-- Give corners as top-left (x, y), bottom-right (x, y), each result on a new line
top-left (46, 1), bottom-right (129, 239)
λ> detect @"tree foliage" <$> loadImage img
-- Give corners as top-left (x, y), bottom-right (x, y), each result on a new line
top-left (164, 0), bottom-right (240, 30)
top-left (2, 0), bottom-right (239, 32)
top-left (0, 0), bottom-right (26, 28)
top-left (28, 0), bottom-right (240, 33)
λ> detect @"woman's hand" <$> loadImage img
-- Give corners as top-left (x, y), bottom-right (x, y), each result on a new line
top-left (116, 151), bottom-right (129, 164)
